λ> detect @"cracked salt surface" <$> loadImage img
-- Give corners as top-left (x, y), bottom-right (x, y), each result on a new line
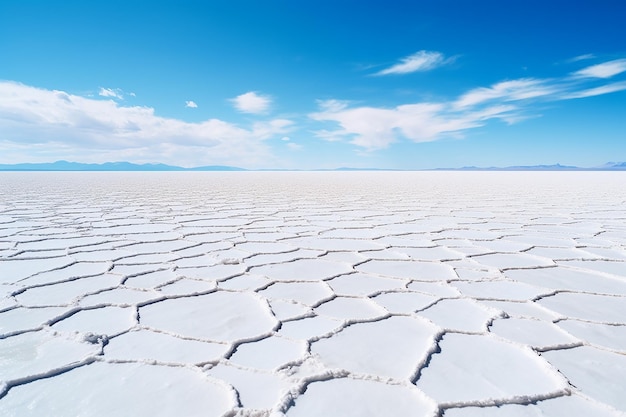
top-left (1, 171), bottom-right (625, 416)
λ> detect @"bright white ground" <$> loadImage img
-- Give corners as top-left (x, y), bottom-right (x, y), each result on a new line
top-left (0, 172), bottom-right (625, 417)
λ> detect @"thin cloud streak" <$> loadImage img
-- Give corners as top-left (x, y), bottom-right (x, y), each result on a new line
top-left (573, 59), bottom-right (626, 78)
top-left (375, 51), bottom-right (451, 76)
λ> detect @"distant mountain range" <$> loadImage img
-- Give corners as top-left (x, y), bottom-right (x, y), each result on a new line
top-left (0, 161), bottom-right (245, 171)
top-left (0, 160), bottom-right (625, 171)
top-left (434, 162), bottom-right (626, 171)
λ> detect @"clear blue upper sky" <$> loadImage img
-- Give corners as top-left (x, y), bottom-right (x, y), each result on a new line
top-left (1, 0), bottom-right (625, 169)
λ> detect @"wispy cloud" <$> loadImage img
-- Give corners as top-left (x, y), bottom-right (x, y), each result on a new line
top-left (98, 87), bottom-right (124, 100)
top-left (568, 53), bottom-right (595, 62)
top-left (311, 101), bottom-right (514, 149)
top-left (454, 79), bottom-right (557, 109)
top-left (312, 58), bottom-right (626, 150)
top-left (562, 81), bottom-right (626, 99)
top-left (185, 100), bottom-right (198, 108)
top-left (230, 91), bottom-right (271, 114)
top-left (573, 59), bottom-right (626, 78)
top-left (375, 50), bottom-right (451, 76)
top-left (0, 82), bottom-right (292, 167)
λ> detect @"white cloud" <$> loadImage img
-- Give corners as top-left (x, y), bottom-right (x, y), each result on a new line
top-left (0, 81), bottom-right (292, 167)
top-left (185, 100), bottom-right (198, 108)
top-left (311, 101), bottom-right (514, 150)
top-left (287, 142), bottom-right (302, 150)
top-left (568, 54), bottom-right (595, 62)
top-left (311, 57), bottom-right (626, 150)
top-left (454, 79), bottom-right (557, 109)
top-left (573, 59), bottom-right (626, 78)
top-left (230, 91), bottom-right (271, 114)
top-left (375, 50), bottom-right (450, 76)
top-left (98, 87), bottom-right (124, 100)
top-left (562, 81), bottom-right (626, 99)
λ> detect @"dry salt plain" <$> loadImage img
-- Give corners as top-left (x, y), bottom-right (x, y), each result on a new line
top-left (0, 171), bottom-right (625, 417)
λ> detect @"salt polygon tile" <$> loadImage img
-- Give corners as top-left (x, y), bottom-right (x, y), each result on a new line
top-left (319, 228), bottom-right (388, 239)
top-left (183, 232), bottom-right (242, 243)
top-left (115, 252), bottom-right (178, 264)
top-left (173, 253), bottom-right (227, 268)
top-left (258, 281), bottom-right (334, 305)
top-left (391, 246), bottom-right (465, 261)
top-left (443, 394), bottom-right (624, 417)
top-left (311, 316), bottom-right (438, 379)
top-left (579, 247), bottom-right (626, 261)
top-left (415, 333), bottom-right (567, 404)
top-left (252, 259), bottom-right (353, 282)
top-left (243, 249), bottom-right (325, 268)
top-left (556, 320), bottom-right (626, 353)
top-left (207, 364), bottom-right (291, 410)
top-left (79, 288), bottom-right (162, 307)
top-left (418, 298), bottom-right (499, 332)
top-left (0, 307), bottom-right (68, 336)
top-left (525, 247), bottom-right (600, 260)
top-left (123, 269), bottom-right (178, 289)
top-left (177, 263), bottom-right (247, 282)
top-left (358, 248), bottom-right (412, 260)
top-left (470, 253), bottom-right (555, 269)
top-left (139, 291), bottom-right (276, 342)
top-left (452, 280), bottom-right (549, 301)
top-left (356, 260), bottom-right (457, 281)
top-left (0, 330), bottom-right (100, 384)
top-left (277, 316), bottom-right (343, 340)
top-left (505, 266), bottom-right (626, 295)
top-left (537, 293), bottom-right (626, 324)
top-left (0, 361), bottom-right (234, 417)
top-left (16, 275), bottom-right (121, 307)
top-left (229, 336), bottom-right (307, 371)
top-left (558, 260), bottom-right (626, 278)
top-left (18, 262), bottom-right (113, 287)
top-left (407, 281), bottom-right (461, 297)
top-left (542, 346), bottom-right (626, 412)
top-left (480, 300), bottom-right (559, 321)
top-left (282, 237), bottom-right (386, 251)
top-left (104, 329), bottom-right (227, 364)
top-left (372, 291), bottom-right (438, 314)
top-left (326, 273), bottom-right (407, 296)
top-left (489, 317), bottom-right (579, 350)
top-left (474, 240), bottom-right (534, 253)
top-left (118, 240), bottom-right (193, 254)
top-left (157, 278), bottom-right (216, 296)
top-left (285, 377), bottom-right (437, 417)
top-left (0, 256), bottom-right (75, 284)
top-left (317, 251), bottom-right (367, 265)
top-left (52, 306), bottom-right (136, 337)
top-left (314, 297), bottom-right (388, 320)
top-left (242, 232), bottom-right (297, 241)
top-left (235, 241), bottom-right (296, 254)
top-left (218, 274), bottom-right (269, 291)
top-left (14, 236), bottom-right (109, 251)
top-left (453, 268), bottom-right (501, 281)
top-left (268, 299), bottom-right (311, 321)
top-left (94, 224), bottom-right (176, 236)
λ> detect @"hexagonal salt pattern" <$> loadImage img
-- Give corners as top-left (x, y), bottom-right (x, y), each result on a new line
top-left (1, 171), bottom-right (625, 416)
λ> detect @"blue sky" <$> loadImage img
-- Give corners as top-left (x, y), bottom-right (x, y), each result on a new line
top-left (1, 0), bottom-right (625, 169)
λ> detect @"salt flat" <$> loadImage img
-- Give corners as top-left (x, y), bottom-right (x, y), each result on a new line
top-left (0, 171), bottom-right (625, 416)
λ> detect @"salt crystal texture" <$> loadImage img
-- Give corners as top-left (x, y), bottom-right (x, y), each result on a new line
top-left (1, 171), bottom-right (625, 416)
